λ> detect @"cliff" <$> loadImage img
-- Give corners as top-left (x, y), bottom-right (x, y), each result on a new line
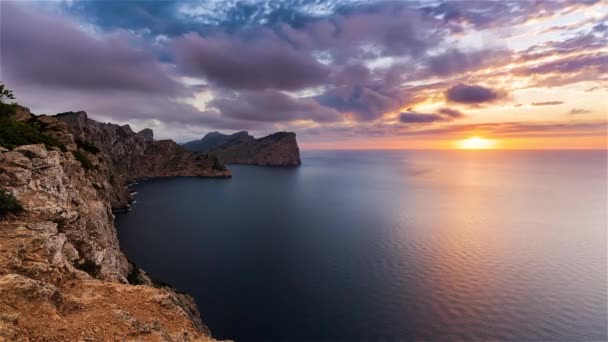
top-left (0, 108), bottom-right (230, 341)
top-left (184, 131), bottom-right (301, 166)
top-left (55, 111), bottom-right (230, 208)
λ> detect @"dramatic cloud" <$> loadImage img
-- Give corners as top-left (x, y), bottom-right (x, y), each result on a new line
top-left (172, 32), bottom-right (330, 90)
top-left (0, 2), bottom-right (186, 96)
top-left (437, 108), bottom-right (464, 118)
top-left (317, 85), bottom-right (404, 121)
top-left (280, 3), bottom-right (442, 60)
top-left (524, 53), bottom-right (608, 76)
top-left (400, 112), bottom-right (445, 124)
top-left (532, 101), bottom-right (565, 106)
top-left (1, 0), bottom-right (606, 147)
top-left (210, 89), bottom-right (341, 122)
top-left (399, 107), bottom-right (465, 124)
top-left (423, 0), bottom-right (601, 30)
top-left (427, 49), bottom-right (511, 76)
top-left (446, 84), bottom-right (503, 104)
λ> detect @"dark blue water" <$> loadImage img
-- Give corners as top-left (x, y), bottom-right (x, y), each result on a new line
top-left (116, 150), bottom-right (607, 341)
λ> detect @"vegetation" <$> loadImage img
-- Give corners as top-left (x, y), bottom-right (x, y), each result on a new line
top-left (0, 118), bottom-right (67, 151)
top-left (0, 83), bottom-right (17, 117)
top-left (72, 150), bottom-right (94, 170)
top-left (0, 188), bottom-right (23, 216)
top-left (0, 82), bottom-right (66, 151)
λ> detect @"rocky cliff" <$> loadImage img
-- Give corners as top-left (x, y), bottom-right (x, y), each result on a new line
top-left (0, 108), bottom-right (230, 341)
top-left (184, 131), bottom-right (301, 166)
top-left (56, 111), bottom-right (230, 208)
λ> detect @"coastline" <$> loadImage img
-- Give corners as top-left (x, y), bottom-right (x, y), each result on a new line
top-left (0, 109), bottom-right (234, 340)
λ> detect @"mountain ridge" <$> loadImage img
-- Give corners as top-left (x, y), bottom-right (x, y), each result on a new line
top-left (184, 131), bottom-right (301, 166)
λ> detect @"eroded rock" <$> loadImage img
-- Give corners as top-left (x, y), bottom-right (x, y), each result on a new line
top-left (0, 108), bottom-right (231, 341)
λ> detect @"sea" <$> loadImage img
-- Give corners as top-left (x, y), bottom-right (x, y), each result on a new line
top-left (116, 150), bottom-right (607, 342)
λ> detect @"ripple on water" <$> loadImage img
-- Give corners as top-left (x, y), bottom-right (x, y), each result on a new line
top-left (116, 151), bottom-right (608, 342)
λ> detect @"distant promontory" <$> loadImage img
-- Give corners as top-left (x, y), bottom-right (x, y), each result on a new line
top-left (183, 131), bottom-right (301, 167)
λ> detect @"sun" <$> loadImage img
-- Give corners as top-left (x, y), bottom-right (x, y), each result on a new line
top-left (458, 136), bottom-right (496, 149)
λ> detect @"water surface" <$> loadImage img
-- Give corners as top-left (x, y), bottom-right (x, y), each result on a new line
top-left (116, 150), bottom-right (607, 341)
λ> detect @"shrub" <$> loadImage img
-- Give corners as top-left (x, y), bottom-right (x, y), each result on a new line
top-left (0, 83), bottom-right (16, 117)
top-left (0, 83), bottom-right (66, 151)
top-left (72, 150), bottom-right (94, 170)
top-left (76, 139), bottom-right (101, 154)
top-left (0, 188), bottom-right (23, 216)
top-left (0, 117), bottom-right (66, 151)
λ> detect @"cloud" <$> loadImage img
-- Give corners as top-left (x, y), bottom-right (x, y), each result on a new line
top-left (61, 1), bottom-right (185, 35)
top-left (524, 53), bottom-right (608, 76)
top-left (210, 89), bottom-right (341, 122)
top-left (569, 108), bottom-right (592, 115)
top-left (437, 107), bottom-right (464, 118)
top-left (307, 120), bottom-right (607, 140)
top-left (316, 85), bottom-right (404, 121)
top-left (172, 32), bottom-right (330, 90)
top-left (531, 101), bottom-right (564, 106)
top-left (446, 84), bottom-right (503, 104)
top-left (399, 112), bottom-right (445, 124)
top-left (423, 0), bottom-right (601, 30)
top-left (280, 3), bottom-right (442, 60)
top-left (427, 49), bottom-right (511, 76)
top-left (399, 107), bottom-right (465, 124)
top-left (0, 2), bottom-right (186, 96)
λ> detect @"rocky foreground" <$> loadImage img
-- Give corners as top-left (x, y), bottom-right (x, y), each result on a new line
top-left (183, 131), bottom-right (301, 166)
top-left (0, 107), bottom-right (231, 341)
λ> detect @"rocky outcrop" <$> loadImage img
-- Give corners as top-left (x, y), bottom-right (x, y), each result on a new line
top-left (0, 108), bottom-right (230, 341)
top-left (184, 131), bottom-right (301, 166)
top-left (55, 111), bottom-right (230, 208)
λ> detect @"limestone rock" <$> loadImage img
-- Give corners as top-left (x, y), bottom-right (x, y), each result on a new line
top-left (0, 107), bottom-right (231, 341)
top-left (184, 131), bottom-right (302, 166)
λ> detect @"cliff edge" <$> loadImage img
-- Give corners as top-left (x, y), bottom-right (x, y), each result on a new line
top-left (0, 107), bottom-right (230, 341)
top-left (183, 131), bottom-right (301, 166)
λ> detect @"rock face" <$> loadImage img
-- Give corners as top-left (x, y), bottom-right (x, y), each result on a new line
top-left (184, 131), bottom-right (302, 166)
top-left (56, 111), bottom-right (230, 208)
top-left (0, 108), bottom-right (230, 341)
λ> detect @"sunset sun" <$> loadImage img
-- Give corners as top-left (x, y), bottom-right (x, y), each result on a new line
top-left (458, 136), bottom-right (496, 149)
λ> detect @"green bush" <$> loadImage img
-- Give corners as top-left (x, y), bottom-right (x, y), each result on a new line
top-left (0, 83), bottom-right (16, 117)
top-left (72, 150), bottom-right (94, 170)
top-left (0, 117), bottom-right (66, 151)
top-left (0, 82), bottom-right (66, 151)
top-left (0, 188), bottom-right (23, 215)
top-left (76, 139), bottom-right (101, 154)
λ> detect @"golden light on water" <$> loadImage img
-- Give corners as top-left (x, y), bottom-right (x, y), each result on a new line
top-left (458, 136), bottom-right (496, 149)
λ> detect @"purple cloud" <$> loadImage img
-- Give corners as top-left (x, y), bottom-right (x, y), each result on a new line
top-left (0, 2), bottom-right (186, 96)
top-left (400, 112), bottom-right (445, 123)
top-left (524, 53), bottom-right (608, 75)
top-left (437, 108), bottom-right (464, 118)
top-left (317, 85), bottom-right (404, 121)
top-left (446, 84), bottom-right (502, 104)
top-left (424, 0), bottom-right (601, 30)
top-left (427, 49), bottom-right (511, 76)
top-left (172, 32), bottom-right (330, 91)
top-left (210, 89), bottom-right (341, 123)
top-left (399, 107), bottom-right (465, 124)
top-left (280, 4), bottom-right (442, 61)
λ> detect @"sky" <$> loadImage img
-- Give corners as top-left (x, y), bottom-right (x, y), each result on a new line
top-left (1, 0), bottom-right (606, 149)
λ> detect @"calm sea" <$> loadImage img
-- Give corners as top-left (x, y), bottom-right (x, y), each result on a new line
top-left (116, 150), bottom-right (607, 342)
